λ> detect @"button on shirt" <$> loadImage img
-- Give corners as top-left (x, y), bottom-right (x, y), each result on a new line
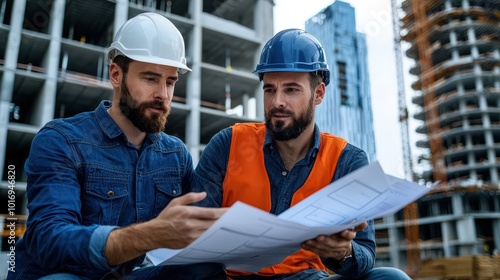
top-left (11, 101), bottom-right (193, 280)
top-left (192, 125), bottom-right (376, 277)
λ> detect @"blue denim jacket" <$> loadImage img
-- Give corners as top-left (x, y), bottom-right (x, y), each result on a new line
top-left (9, 101), bottom-right (193, 280)
top-left (192, 125), bottom-right (376, 277)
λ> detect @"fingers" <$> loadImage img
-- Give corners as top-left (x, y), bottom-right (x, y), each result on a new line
top-left (156, 192), bottom-right (225, 225)
top-left (301, 236), bottom-right (351, 259)
top-left (192, 207), bottom-right (228, 220)
top-left (164, 192), bottom-right (228, 221)
top-left (301, 222), bottom-right (367, 258)
top-left (354, 221), bottom-right (368, 231)
top-left (338, 221), bottom-right (367, 238)
top-left (340, 228), bottom-right (357, 239)
top-left (169, 192), bottom-right (207, 206)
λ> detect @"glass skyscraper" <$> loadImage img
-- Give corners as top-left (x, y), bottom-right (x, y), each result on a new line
top-left (306, 1), bottom-right (376, 163)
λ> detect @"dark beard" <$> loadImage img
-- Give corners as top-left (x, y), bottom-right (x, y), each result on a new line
top-left (265, 95), bottom-right (314, 141)
top-left (118, 77), bottom-right (170, 133)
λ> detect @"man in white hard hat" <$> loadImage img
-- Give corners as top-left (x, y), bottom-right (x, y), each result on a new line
top-left (8, 13), bottom-right (226, 280)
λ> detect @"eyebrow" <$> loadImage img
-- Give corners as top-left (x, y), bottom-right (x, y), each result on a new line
top-left (263, 82), bottom-right (303, 88)
top-left (140, 71), bottom-right (179, 81)
top-left (168, 75), bottom-right (179, 82)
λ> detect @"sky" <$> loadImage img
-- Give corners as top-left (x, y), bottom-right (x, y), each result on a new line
top-left (274, 0), bottom-right (422, 178)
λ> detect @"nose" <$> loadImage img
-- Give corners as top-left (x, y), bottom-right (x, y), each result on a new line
top-left (272, 89), bottom-right (286, 108)
top-left (155, 83), bottom-right (172, 101)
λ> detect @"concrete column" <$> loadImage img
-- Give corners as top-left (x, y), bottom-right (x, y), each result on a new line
top-left (0, 0), bottom-right (7, 23)
top-left (452, 194), bottom-right (479, 255)
top-left (458, 84), bottom-right (466, 113)
top-left (0, 0), bottom-right (26, 180)
top-left (493, 219), bottom-right (500, 254)
top-left (462, 0), bottom-right (470, 10)
top-left (253, 0), bottom-right (274, 41)
top-left (102, 0), bottom-right (128, 82)
top-left (242, 93), bottom-right (249, 118)
top-left (488, 56), bottom-right (499, 185)
top-left (456, 82), bottom-right (464, 96)
top-left (449, 31), bottom-right (459, 60)
top-left (252, 0), bottom-right (274, 122)
top-left (452, 193), bottom-right (463, 215)
top-left (31, 0), bottom-right (65, 127)
top-left (467, 152), bottom-right (476, 182)
top-left (468, 28), bottom-right (479, 59)
top-left (113, 0), bottom-right (129, 37)
top-left (186, 0), bottom-right (203, 165)
top-left (457, 216), bottom-right (478, 255)
top-left (441, 221), bottom-right (453, 257)
top-left (488, 146), bottom-right (499, 184)
top-left (497, 54), bottom-right (500, 109)
top-left (254, 86), bottom-right (264, 121)
top-left (385, 215), bottom-right (401, 268)
top-left (444, 0), bottom-right (452, 11)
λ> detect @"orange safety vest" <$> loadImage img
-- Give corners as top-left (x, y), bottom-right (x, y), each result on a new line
top-left (222, 123), bottom-right (347, 277)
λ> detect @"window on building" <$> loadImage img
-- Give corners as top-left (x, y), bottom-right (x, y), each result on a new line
top-left (337, 61), bottom-right (348, 106)
top-left (439, 197), bottom-right (453, 215)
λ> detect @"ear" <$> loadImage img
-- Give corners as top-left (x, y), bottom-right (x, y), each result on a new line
top-left (314, 82), bottom-right (326, 105)
top-left (109, 63), bottom-right (122, 89)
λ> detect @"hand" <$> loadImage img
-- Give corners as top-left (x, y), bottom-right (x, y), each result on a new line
top-left (105, 192), bottom-right (227, 265)
top-left (300, 221), bottom-right (368, 261)
top-left (150, 192), bottom-right (228, 249)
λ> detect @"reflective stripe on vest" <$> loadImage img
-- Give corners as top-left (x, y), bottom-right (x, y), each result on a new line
top-left (223, 123), bottom-right (347, 276)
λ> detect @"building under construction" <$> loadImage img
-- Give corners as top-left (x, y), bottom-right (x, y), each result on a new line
top-left (0, 0), bottom-right (272, 276)
top-left (375, 0), bottom-right (500, 278)
top-left (1, 0), bottom-right (498, 278)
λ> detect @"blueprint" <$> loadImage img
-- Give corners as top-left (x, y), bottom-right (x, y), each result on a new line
top-left (146, 162), bottom-right (435, 272)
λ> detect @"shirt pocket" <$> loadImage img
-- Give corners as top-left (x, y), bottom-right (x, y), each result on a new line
top-left (82, 174), bottom-right (129, 226)
top-left (152, 176), bottom-right (182, 217)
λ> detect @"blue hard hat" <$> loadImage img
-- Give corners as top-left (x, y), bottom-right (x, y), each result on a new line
top-left (254, 29), bottom-right (330, 86)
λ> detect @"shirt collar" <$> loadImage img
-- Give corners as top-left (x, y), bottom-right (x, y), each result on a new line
top-left (95, 100), bottom-right (161, 143)
top-left (310, 124), bottom-right (321, 158)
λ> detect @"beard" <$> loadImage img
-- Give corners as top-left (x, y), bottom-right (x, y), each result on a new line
top-left (265, 95), bottom-right (314, 141)
top-left (118, 77), bottom-right (170, 133)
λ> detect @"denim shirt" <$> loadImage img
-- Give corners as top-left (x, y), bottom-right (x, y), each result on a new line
top-left (9, 101), bottom-right (193, 280)
top-left (192, 125), bottom-right (376, 277)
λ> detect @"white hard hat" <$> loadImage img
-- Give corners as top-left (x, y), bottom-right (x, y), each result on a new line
top-left (106, 12), bottom-right (191, 74)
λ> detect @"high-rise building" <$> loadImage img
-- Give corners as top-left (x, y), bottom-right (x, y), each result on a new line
top-left (375, 0), bottom-right (500, 277)
top-left (0, 0), bottom-right (272, 275)
top-left (404, 0), bottom-right (500, 189)
top-left (304, 0), bottom-right (499, 277)
top-left (305, 1), bottom-right (376, 163)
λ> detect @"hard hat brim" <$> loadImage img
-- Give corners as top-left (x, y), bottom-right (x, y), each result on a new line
top-left (125, 54), bottom-right (191, 74)
top-left (253, 63), bottom-right (328, 74)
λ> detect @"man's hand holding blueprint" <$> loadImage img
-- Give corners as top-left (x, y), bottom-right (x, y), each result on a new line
top-left (147, 162), bottom-right (436, 272)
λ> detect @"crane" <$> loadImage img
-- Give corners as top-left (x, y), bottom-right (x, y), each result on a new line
top-left (391, 0), bottom-right (415, 183)
top-left (390, 0), bottom-right (419, 277)
top-left (394, 0), bottom-right (449, 277)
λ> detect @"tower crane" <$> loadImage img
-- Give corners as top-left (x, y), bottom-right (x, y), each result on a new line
top-left (391, 0), bottom-right (415, 183)
top-left (390, 0), bottom-right (419, 277)
top-left (394, 0), bottom-right (449, 277)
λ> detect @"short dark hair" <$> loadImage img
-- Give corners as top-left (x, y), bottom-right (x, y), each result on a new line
top-left (309, 72), bottom-right (323, 92)
top-left (113, 55), bottom-right (133, 74)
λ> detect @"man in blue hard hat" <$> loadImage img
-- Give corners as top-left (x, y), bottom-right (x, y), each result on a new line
top-left (192, 29), bottom-right (411, 279)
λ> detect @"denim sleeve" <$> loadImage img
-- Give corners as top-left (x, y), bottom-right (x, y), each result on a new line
top-left (23, 127), bottom-right (113, 271)
top-left (324, 144), bottom-right (376, 277)
top-left (89, 226), bottom-right (119, 268)
top-left (191, 128), bottom-right (232, 207)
